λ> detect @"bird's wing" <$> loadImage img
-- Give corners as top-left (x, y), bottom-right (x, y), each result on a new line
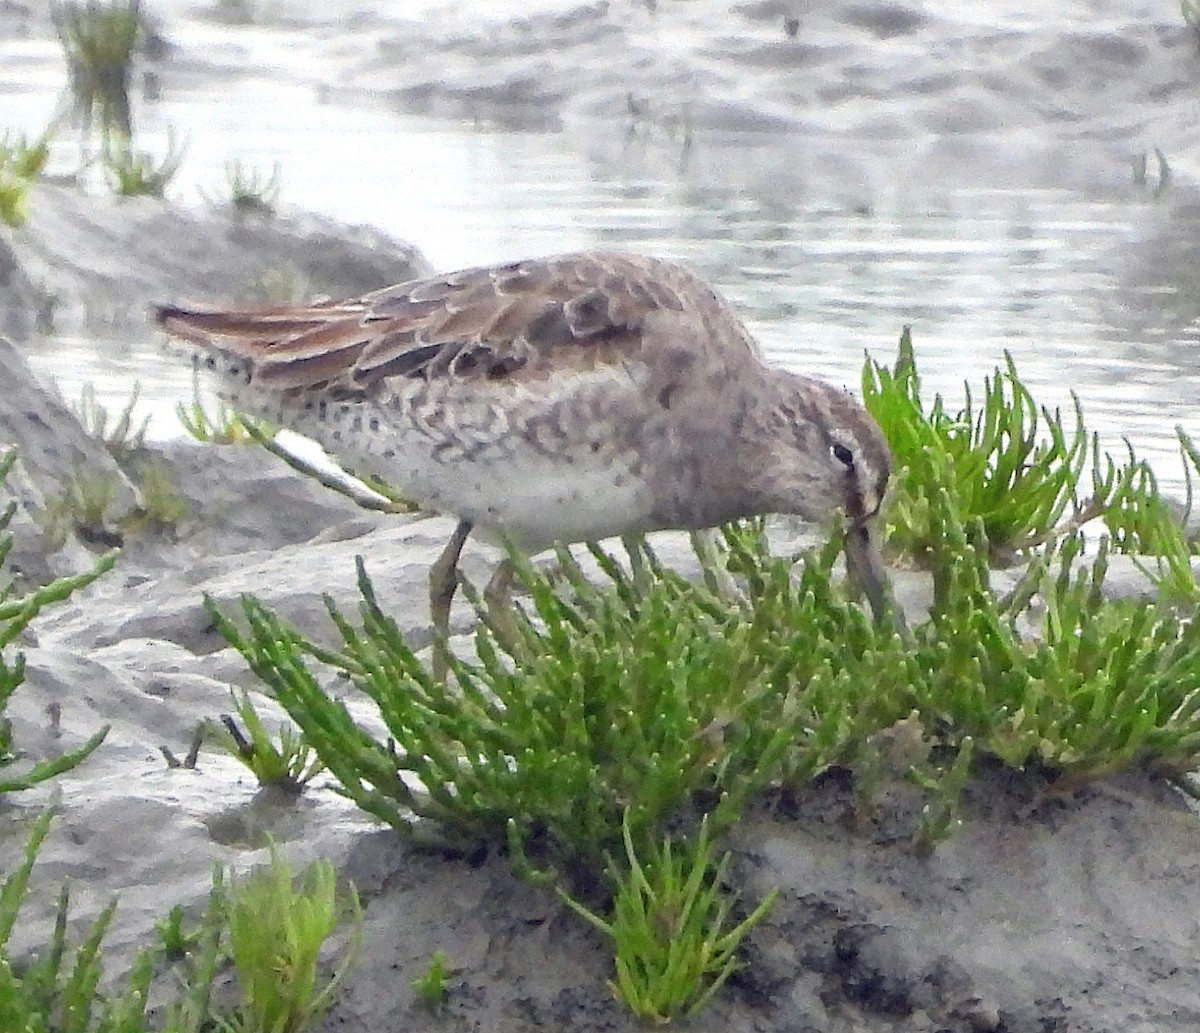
top-left (154, 251), bottom-right (759, 394)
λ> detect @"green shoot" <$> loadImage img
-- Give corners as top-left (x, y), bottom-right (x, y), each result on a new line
top-left (0, 725), bottom-right (110, 794)
top-left (103, 129), bottom-right (186, 197)
top-left (52, 0), bottom-right (142, 140)
top-left (175, 372), bottom-right (263, 445)
top-left (208, 688), bottom-right (326, 794)
top-left (219, 846), bottom-right (362, 1033)
top-left (411, 951), bottom-right (452, 1013)
top-left (0, 126), bottom-right (55, 227)
top-left (74, 382), bottom-right (149, 461)
top-left (0, 809), bottom-right (140, 1032)
top-left (0, 127), bottom-right (53, 180)
top-left (0, 809), bottom-right (57, 946)
top-left (561, 813), bottom-right (776, 1023)
top-left (862, 327), bottom-right (1097, 562)
top-left (223, 158), bottom-right (282, 214)
top-left (39, 470), bottom-right (124, 550)
top-left (155, 903), bottom-right (202, 962)
top-left (158, 868), bottom-right (227, 1033)
top-left (0, 451), bottom-right (114, 792)
top-left (910, 737), bottom-right (975, 856)
top-left (0, 176), bottom-right (30, 229)
top-left (130, 460), bottom-right (189, 532)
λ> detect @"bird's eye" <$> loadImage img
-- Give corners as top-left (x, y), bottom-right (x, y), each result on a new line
top-left (831, 442), bottom-right (855, 468)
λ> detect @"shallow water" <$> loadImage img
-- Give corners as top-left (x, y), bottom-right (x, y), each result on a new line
top-left (3, 1), bottom-right (1199, 493)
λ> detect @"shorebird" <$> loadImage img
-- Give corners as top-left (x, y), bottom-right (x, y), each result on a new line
top-left (156, 251), bottom-right (899, 662)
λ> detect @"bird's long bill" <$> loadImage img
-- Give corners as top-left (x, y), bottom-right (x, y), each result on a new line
top-left (844, 521), bottom-right (909, 642)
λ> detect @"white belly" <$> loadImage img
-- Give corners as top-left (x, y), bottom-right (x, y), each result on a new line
top-left (402, 447), bottom-right (655, 552)
top-left (238, 365), bottom-right (669, 550)
top-left (278, 397), bottom-right (656, 551)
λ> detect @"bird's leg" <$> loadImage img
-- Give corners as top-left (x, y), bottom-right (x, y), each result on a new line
top-left (429, 519), bottom-right (472, 681)
top-left (621, 534), bottom-right (650, 595)
top-left (483, 557), bottom-right (531, 663)
top-left (688, 528), bottom-right (743, 602)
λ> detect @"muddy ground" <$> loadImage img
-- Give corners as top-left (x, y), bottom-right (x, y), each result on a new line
top-left (1, 2), bottom-right (1200, 1030)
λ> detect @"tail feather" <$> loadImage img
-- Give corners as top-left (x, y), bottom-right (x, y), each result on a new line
top-left (153, 302), bottom-right (375, 390)
top-left (153, 302), bottom-right (338, 341)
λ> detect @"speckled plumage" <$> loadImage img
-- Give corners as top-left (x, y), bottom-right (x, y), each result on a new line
top-left (155, 250), bottom-right (896, 633)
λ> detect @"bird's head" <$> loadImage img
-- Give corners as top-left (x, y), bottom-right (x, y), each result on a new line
top-left (756, 372), bottom-right (900, 629)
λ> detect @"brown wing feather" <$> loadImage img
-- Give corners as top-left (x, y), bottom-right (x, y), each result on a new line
top-left (153, 251), bottom-right (751, 394)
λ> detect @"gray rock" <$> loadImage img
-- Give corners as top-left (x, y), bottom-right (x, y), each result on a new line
top-left (4, 183), bottom-right (432, 339)
top-left (0, 335), bottom-right (139, 561)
